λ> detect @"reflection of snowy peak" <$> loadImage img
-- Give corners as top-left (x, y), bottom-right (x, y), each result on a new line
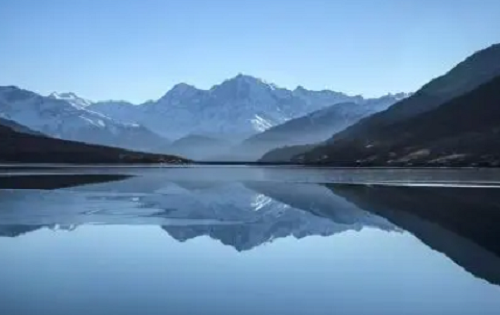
top-left (157, 182), bottom-right (349, 251)
top-left (0, 86), bottom-right (168, 151)
top-left (89, 75), bottom-right (384, 140)
top-left (156, 181), bottom-right (396, 251)
top-left (0, 176), bottom-right (396, 251)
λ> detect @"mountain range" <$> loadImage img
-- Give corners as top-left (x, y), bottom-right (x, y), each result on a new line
top-left (89, 75), bottom-right (376, 141)
top-left (0, 75), bottom-right (407, 162)
top-left (0, 86), bottom-right (168, 152)
top-left (89, 75), bottom-right (406, 160)
top-left (1, 43), bottom-right (499, 165)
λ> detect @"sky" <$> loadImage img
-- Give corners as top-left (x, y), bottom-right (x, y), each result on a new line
top-left (1, 0), bottom-right (499, 103)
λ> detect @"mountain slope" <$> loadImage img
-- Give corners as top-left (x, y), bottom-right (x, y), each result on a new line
top-left (294, 74), bottom-right (500, 166)
top-left (89, 75), bottom-right (379, 141)
top-left (0, 86), bottom-right (169, 152)
top-left (0, 123), bottom-right (187, 164)
top-left (330, 43), bottom-right (500, 143)
top-left (0, 117), bottom-right (42, 136)
top-left (160, 134), bottom-right (232, 160)
top-left (88, 100), bottom-right (142, 123)
top-left (241, 94), bottom-right (404, 160)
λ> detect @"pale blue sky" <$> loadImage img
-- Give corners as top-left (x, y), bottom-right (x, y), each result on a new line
top-left (1, 0), bottom-right (499, 103)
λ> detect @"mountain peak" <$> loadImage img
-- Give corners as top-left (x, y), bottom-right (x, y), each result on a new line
top-left (294, 85), bottom-right (307, 92)
top-left (233, 73), bottom-right (262, 82)
top-left (293, 85), bottom-right (353, 98)
top-left (214, 74), bottom-right (281, 93)
top-left (170, 83), bottom-right (198, 93)
top-left (0, 85), bottom-right (21, 91)
top-left (160, 83), bottom-right (200, 101)
top-left (48, 91), bottom-right (93, 107)
top-left (0, 86), bottom-right (37, 102)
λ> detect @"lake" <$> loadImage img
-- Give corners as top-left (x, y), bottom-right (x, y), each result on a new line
top-left (1, 166), bottom-right (500, 315)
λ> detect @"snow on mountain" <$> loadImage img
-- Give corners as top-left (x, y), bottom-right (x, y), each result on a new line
top-left (88, 100), bottom-right (141, 124)
top-left (140, 75), bottom-right (298, 139)
top-left (48, 92), bottom-right (93, 108)
top-left (89, 74), bottom-right (382, 140)
top-left (0, 86), bottom-right (168, 151)
top-left (4, 75), bottom-right (410, 151)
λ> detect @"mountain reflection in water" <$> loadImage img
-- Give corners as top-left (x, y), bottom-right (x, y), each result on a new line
top-left (1, 168), bottom-right (500, 315)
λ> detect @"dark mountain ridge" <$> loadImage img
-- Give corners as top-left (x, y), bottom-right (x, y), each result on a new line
top-left (293, 74), bottom-right (500, 167)
top-left (262, 43), bottom-right (500, 166)
top-left (0, 124), bottom-right (187, 164)
top-left (332, 43), bottom-right (500, 141)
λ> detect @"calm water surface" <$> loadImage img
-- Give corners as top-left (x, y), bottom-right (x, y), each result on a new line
top-left (1, 166), bottom-right (500, 315)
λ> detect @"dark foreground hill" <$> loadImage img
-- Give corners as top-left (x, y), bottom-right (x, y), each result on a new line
top-left (0, 124), bottom-right (188, 164)
top-left (292, 75), bottom-right (500, 167)
top-left (262, 44), bottom-right (500, 165)
top-left (329, 43), bottom-right (500, 142)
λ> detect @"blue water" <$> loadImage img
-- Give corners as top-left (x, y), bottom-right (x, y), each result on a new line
top-left (1, 166), bottom-right (499, 315)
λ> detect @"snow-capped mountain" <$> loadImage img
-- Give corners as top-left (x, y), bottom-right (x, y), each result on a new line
top-left (0, 86), bottom-right (168, 151)
top-left (48, 92), bottom-right (92, 108)
top-left (89, 100), bottom-right (143, 122)
top-left (0, 76), bottom-right (409, 154)
top-left (89, 74), bottom-right (394, 141)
